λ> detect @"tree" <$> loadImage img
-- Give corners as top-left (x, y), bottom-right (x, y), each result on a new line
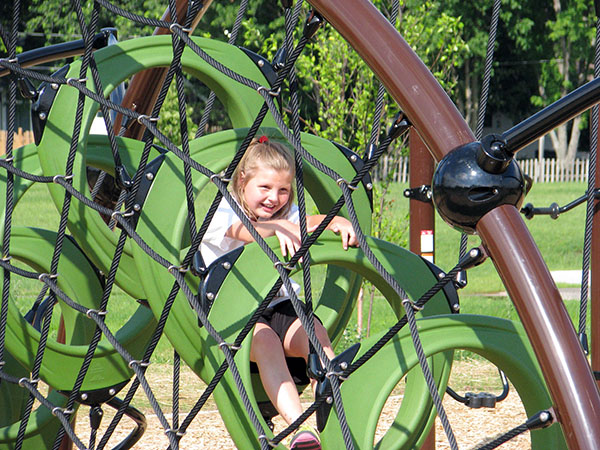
top-left (439, 0), bottom-right (597, 164)
top-left (531, 0), bottom-right (596, 164)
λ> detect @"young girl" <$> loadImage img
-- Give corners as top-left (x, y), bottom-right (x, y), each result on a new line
top-left (200, 137), bottom-right (357, 449)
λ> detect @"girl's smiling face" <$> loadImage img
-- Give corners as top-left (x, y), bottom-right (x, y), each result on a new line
top-left (242, 167), bottom-right (293, 220)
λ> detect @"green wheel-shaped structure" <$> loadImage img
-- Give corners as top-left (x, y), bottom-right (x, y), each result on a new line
top-left (2, 226), bottom-right (154, 391)
top-left (35, 34), bottom-right (278, 300)
top-left (0, 226), bottom-right (145, 450)
top-left (202, 234), bottom-right (453, 448)
top-left (320, 314), bottom-right (567, 449)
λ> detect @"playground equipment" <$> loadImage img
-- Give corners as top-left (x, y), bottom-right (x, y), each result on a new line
top-left (1, 0), bottom-right (599, 449)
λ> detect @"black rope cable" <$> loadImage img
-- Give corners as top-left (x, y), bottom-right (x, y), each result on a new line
top-left (44, 6), bottom-right (239, 442)
top-left (284, 0), bottom-right (323, 378)
top-left (94, 0), bottom-right (172, 30)
top-left (0, 1), bottom-right (536, 448)
top-left (366, 0), bottom-right (399, 154)
top-left (473, 424), bottom-right (528, 450)
top-left (458, 0), bottom-right (502, 267)
top-left (51, 230), bottom-right (131, 450)
top-left (16, 2), bottom-right (102, 444)
top-left (0, 0), bottom-right (20, 423)
top-left (7, 375), bottom-right (88, 450)
top-left (97, 272), bottom-right (191, 450)
top-left (39, 3), bottom-right (189, 441)
top-left (194, 0), bottom-right (249, 139)
top-left (0, 158), bottom-right (57, 183)
top-left (171, 1), bottom-right (207, 249)
top-left (170, 280), bottom-right (284, 440)
top-left (577, 3), bottom-right (600, 350)
top-left (341, 181), bottom-right (458, 449)
top-left (168, 268), bottom-right (272, 450)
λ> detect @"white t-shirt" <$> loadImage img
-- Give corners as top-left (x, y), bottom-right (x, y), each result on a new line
top-left (200, 197), bottom-right (301, 306)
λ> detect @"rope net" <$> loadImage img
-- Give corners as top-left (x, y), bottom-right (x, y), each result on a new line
top-left (0, 1), bottom-right (562, 449)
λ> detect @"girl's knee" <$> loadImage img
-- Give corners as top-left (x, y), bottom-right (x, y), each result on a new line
top-left (251, 325), bottom-right (283, 360)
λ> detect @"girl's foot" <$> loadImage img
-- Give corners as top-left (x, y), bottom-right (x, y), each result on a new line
top-left (290, 425), bottom-right (321, 450)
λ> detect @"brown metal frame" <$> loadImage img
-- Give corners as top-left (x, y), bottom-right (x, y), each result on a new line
top-left (304, 0), bottom-right (600, 448)
top-left (408, 130), bottom-right (436, 450)
top-left (120, 0), bottom-right (600, 447)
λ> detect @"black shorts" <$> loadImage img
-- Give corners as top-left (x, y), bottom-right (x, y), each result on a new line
top-left (256, 299), bottom-right (300, 341)
top-left (250, 300), bottom-right (320, 386)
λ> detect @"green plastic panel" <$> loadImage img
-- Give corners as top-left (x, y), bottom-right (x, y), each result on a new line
top-left (131, 128), bottom-right (372, 367)
top-left (320, 315), bottom-right (566, 449)
top-left (3, 227), bottom-right (154, 391)
top-left (35, 35), bottom-right (276, 299)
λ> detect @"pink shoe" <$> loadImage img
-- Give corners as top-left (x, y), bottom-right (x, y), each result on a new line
top-left (290, 425), bottom-right (321, 450)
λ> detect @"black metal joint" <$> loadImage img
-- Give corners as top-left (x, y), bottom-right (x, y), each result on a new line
top-left (115, 165), bottom-right (133, 191)
top-left (272, 46), bottom-right (287, 71)
top-left (579, 332), bottom-right (589, 355)
top-left (432, 141), bottom-right (526, 234)
top-left (304, 11), bottom-right (325, 40)
top-left (464, 392), bottom-right (497, 409)
top-left (280, 0), bottom-right (294, 9)
top-left (454, 270), bottom-right (467, 290)
top-left (191, 251), bottom-right (208, 278)
top-left (478, 134), bottom-right (513, 174)
top-left (387, 112), bottom-right (411, 141)
top-left (403, 185), bottom-right (431, 203)
top-left (195, 247), bottom-right (244, 327)
top-left (526, 410), bottom-right (554, 430)
top-left (307, 353), bottom-right (325, 381)
top-left (89, 405), bottom-right (104, 430)
top-left (17, 76), bottom-right (38, 100)
top-left (457, 247), bottom-right (486, 271)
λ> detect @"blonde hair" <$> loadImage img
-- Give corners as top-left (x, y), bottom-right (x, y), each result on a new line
top-left (231, 138), bottom-right (296, 220)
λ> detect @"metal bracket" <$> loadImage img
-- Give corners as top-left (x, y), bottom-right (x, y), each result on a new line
top-left (194, 246), bottom-right (244, 327)
top-left (239, 47), bottom-right (278, 88)
top-left (420, 257), bottom-right (460, 313)
top-left (331, 142), bottom-right (374, 209)
top-left (127, 152), bottom-right (166, 230)
top-left (403, 185), bottom-right (432, 203)
top-left (59, 379), bottom-right (129, 406)
top-left (31, 65), bottom-right (70, 145)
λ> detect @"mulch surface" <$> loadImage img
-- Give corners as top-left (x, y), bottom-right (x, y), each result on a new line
top-left (72, 360), bottom-right (534, 449)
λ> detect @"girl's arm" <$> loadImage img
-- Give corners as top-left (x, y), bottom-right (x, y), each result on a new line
top-left (226, 214), bottom-right (357, 257)
top-left (307, 215), bottom-right (358, 250)
top-left (226, 219), bottom-right (308, 258)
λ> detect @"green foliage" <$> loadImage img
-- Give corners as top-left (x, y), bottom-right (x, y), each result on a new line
top-left (295, 1), bottom-right (467, 151)
top-left (24, 0), bottom-right (166, 41)
top-left (157, 79), bottom-right (195, 147)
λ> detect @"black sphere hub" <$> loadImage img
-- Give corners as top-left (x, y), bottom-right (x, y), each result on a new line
top-left (432, 137), bottom-right (525, 234)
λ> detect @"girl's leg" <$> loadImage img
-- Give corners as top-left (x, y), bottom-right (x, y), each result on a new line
top-left (283, 317), bottom-right (335, 362)
top-left (251, 322), bottom-right (304, 425)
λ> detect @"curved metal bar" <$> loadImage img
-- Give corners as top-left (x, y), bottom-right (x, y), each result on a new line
top-left (309, 1), bottom-right (600, 448)
top-left (106, 397), bottom-right (147, 450)
top-left (479, 206), bottom-right (600, 449)
top-left (0, 28), bottom-right (118, 78)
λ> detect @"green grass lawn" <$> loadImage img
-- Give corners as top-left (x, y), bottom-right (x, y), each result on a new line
top-left (344, 180), bottom-right (592, 347)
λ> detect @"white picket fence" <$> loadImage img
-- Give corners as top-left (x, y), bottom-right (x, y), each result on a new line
top-left (371, 156), bottom-right (589, 183)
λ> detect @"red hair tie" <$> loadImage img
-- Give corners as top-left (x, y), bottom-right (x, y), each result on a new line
top-left (258, 135), bottom-right (268, 143)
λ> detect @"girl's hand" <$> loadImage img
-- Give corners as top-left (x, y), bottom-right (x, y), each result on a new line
top-left (272, 220), bottom-right (302, 258)
top-left (328, 217), bottom-right (358, 250)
